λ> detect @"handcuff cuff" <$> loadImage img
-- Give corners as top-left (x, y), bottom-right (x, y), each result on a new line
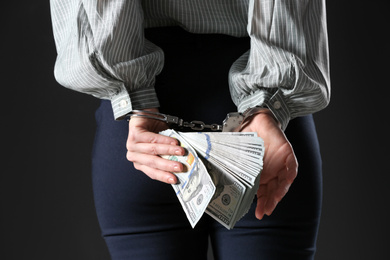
top-left (126, 107), bottom-right (270, 132)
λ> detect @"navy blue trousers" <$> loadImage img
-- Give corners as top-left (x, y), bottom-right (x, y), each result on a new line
top-left (91, 27), bottom-right (322, 260)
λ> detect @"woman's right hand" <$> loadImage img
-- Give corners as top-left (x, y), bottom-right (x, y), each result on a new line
top-left (126, 108), bottom-right (186, 184)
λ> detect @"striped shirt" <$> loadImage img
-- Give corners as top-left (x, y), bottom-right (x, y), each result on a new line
top-left (50, 0), bottom-right (330, 130)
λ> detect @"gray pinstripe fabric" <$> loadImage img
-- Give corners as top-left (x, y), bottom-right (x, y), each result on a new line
top-left (50, 0), bottom-right (330, 130)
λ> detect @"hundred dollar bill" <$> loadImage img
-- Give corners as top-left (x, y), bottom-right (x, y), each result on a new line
top-left (159, 129), bottom-right (264, 229)
top-left (179, 131), bottom-right (264, 227)
top-left (202, 158), bottom-right (246, 229)
top-left (160, 129), bottom-right (216, 228)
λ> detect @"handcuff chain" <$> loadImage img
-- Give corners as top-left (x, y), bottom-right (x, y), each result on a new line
top-left (184, 121), bottom-right (223, 131)
top-left (128, 110), bottom-right (223, 131)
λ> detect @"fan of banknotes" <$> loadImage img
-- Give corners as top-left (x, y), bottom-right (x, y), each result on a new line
top-left (160, 129), bottom-right (264, 229)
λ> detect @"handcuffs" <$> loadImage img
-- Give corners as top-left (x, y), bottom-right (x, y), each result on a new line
top-left (126, 107), bottom-right (269, 132)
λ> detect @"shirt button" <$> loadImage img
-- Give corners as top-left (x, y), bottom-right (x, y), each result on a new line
top-left (273, 101), bottom-right (281, 110)
top-left (120, 100), bottom-right (128, 108)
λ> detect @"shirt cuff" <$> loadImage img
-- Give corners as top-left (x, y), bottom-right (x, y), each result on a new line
top-left (237, 89), bottom-right (290, 131)
top-left (111, 84), bottom-right (160, 120)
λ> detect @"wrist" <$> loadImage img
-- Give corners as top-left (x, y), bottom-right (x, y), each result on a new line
top-left (241, 107), bottom-right (281, 129)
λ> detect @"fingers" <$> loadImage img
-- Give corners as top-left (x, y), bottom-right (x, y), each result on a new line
top-left (256, 179), bottom-right (281, 220)
top-left (255, 184), bottom-right (267, 220)
top-left (128, 142), bottom-right (185, 157)
top-left (126, 141), bottom-right (186, 184)
top-left (127, 152), bottom-right (184, 173)
top-left (264, 177), bottom-right (290, 216)
top-left (255, 165), bottom-right (297, 220)
top-left (128, 129), bottom-right (180, 147)
top-left (255, 180), bottom-right (283, 220)
top-left (133, 162), bottom-right (178, 184)
top-left (127, 122), bottom-right (187, 184)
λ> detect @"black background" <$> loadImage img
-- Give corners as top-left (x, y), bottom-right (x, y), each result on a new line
top-left (1, 1), bottom-right (388, 259)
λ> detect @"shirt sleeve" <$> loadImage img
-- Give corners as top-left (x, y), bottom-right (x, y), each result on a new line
top-left (50, 0), bottom-right (163, 120)
top-left (229, 0), bottom-right (331, 130)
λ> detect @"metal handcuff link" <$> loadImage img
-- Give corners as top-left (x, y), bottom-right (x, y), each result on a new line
top-left (127, 107), bottom-right (267, 132)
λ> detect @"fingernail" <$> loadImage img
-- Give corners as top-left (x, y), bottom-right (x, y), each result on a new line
top-left (175, 149), bottom-right (182, 155)
top-left (168, 177), bottom-right (176, 184)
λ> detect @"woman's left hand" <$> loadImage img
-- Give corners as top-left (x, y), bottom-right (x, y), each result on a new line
top-left (240, 111), bottom-right (298, 220)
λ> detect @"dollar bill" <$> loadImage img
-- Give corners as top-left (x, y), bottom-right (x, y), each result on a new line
top-left (160, 129), bottom-right (216, 228)
top-left (160, 130), bottom-right (264, 229)
top-left (202, 158), bottom-right (246, 229)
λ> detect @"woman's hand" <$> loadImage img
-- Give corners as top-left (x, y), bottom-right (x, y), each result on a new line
top-left (126, 109), bottom-right (185, 184)
top-left (240, 111), bottom-right (298, 220)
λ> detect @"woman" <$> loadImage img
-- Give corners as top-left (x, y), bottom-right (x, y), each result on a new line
top-left (50, 0), bottom-right (330, 259)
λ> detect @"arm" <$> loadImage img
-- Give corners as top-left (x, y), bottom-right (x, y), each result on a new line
top-left (230, 0), bottom-right (330, 130)
top-left (50, 0), bottom-right (163, 119)
top-left (51, 0), bottom-right (185, 182)
top-left (232, 0), bottom-right (330, 218)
